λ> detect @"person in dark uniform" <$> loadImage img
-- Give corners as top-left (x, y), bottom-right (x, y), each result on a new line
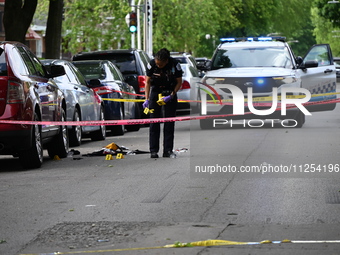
top-left (143, 48), bottom-right (183, 158)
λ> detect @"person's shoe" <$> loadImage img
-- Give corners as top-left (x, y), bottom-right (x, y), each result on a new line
top-left (162, 151), bottom-right (172, 158)
top-left (150, 152), bottom-right (159, 158)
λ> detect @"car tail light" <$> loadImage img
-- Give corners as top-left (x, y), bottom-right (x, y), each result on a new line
top-left (138, 75), bottom-right (146, 92)
top-left (7, 80), bottom-right (24, 104)
top-left (93, 86), bottom-right (113, 95)
top-left (180, 80), bottom-right (190, 90)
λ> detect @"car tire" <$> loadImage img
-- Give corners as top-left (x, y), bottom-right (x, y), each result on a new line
top-left (288, 110), bottom-right (305, 128)
top-left (191, 91), bottom-right (200, 114)
top-left (91, 106), bottom-right (106, 141)
top-left (200, 118), bottom-right (214, 129)
top-left (126, 103), bottom-right (141, 132)
top-left (190, 104), bottom-right (199, 114)
top-left (19, 112), bottom-right (43, 169)
top-left (112, 106), bottom-right (125, 136)
top-left (69, 108), bottom-right (82, 147)
top-left (47, 108), bottom-right (69, 158)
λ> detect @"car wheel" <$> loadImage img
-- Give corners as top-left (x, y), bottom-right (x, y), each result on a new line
top-left (112, 106), bottom-right (125, 136)
top-left (47, 108), bottom-right (69, 158)
top-left (69, 108), bottom-right (82, 147)
top-left (288, 110), bottom-right (305, 128)
top-left (19, 112), bottom-right (43, 169)
top-left (91, 106), bottom-right (106, 141)
top-left (191, 91), bottom-right (200, 114)
top-left (126, 103), bottom-right (141, 132)
top-left (200, 118), bottom-right (214, 129)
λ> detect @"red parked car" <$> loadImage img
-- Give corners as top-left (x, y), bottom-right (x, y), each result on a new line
top-left (0, 42), bottom-right (69, 169)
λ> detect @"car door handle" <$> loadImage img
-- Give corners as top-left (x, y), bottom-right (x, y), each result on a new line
top-left (324, 69), bottom-right (333, 73)
top-left (73, 86), bottom-right (78, 90)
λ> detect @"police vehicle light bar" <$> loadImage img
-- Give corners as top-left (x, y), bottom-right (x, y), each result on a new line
top-left (219, 36), bottom-right (286, 43)
top-left (220, 38), bottom-right (236, 42)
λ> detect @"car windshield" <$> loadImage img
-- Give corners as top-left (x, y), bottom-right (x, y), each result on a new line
top-left (173, 56), bottom-right (187, 64)
top-left (108, 54), bottom-right (137, 74)
top-left (212, 46), bottom-right (292, 69)
top-left (73, 62), bottom-right (106, 80)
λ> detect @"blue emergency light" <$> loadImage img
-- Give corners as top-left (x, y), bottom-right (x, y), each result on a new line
top-left (219, 36), bottom-right (286, 43)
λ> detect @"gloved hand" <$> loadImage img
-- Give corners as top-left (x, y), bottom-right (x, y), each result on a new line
top-left (162, 95), bottom-right (172, 103)
top-left (142, 99), bottom-right (149, 109)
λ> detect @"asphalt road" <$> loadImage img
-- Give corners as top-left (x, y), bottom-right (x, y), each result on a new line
top-left (1, 89), bottom-right (340, 255)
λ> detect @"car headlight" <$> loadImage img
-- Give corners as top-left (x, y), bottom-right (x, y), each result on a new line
top-left (201, 77), bottom-right (226, 86)
top-left (273, 76), bottom-right (297, 85)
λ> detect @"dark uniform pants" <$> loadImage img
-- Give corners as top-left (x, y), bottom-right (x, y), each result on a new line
top-left (149, 89), bottom-right (177, 153)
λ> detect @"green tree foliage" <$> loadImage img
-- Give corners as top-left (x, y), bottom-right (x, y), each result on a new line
top-left (312, 0), bottom-right (340, 57)
top-left (311, 7), bottom-right (340, 57)
top-left (153, 0), bottom-right (230, 56)
top-left (153, 0), bottom-right (313, 57)
top-left (314, 0), bottom-right (340, 27)
top-left (61, 0), bottom-right (130, 54)
top-left (32, 0), bottom-right (329, 58)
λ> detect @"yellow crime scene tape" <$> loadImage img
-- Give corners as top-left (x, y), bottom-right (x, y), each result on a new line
top-left (102, 98), bottom-right (194, 103)
top-left (20, 238), bottom-right (340, 254)
top-left (208, 91), bottom-right (340, 103)
top-left (103, 91), bottom-right (340, 104)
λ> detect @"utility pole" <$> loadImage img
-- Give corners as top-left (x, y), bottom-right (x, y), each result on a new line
top-left (148, 0), bottom-right (153, 56)
top-left (130, 0), bottom-right (136, 48)
top-left (137, 0), bottom-right (143, 50)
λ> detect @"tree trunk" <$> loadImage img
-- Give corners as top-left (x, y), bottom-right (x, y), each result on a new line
top-left (45, 0), bottom-right (64, 59)
top-left (3, 0), bottom-right (38, 43)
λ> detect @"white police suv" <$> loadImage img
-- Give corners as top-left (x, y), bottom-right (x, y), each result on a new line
top-left (198, 37), bottom-right (337, 129)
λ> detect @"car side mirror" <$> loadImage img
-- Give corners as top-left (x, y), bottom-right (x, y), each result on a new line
top-left (300, 60), bottom-right (318, 70)
top-left (204, 60), bottom-right (212, 71)
top-left (296, 56), bottom-right (303, 66)
top-left (305, 60), bottom-right (319, 68)
top-left (49, 65), bottom-right (65, 78)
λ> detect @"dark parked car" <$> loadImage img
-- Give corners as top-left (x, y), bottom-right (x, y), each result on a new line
top-left (72, 60), bottom-right (141, 135)
top-left (41, 59), bottom-right (106, 146)
top-left (72, 49), bottom-right (151, 118)
top-left (0, 42), bottom-right (69, 169)
top-left (72, 49), bottom-right (151, 95)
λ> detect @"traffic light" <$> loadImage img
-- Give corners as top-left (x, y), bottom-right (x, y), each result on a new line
top-left (129, 12), bottom-right (137, 33)
top-left (146, 2), bottom-right (151, 23)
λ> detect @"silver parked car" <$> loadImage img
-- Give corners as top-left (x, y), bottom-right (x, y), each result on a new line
top-left (42, 59), bottom-right (106, 146)
top-left (177, 63), bottom-right (201, 111)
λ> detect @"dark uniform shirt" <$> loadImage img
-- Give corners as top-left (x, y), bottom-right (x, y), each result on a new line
top-left (146, 57), bottom-right (183, 93)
